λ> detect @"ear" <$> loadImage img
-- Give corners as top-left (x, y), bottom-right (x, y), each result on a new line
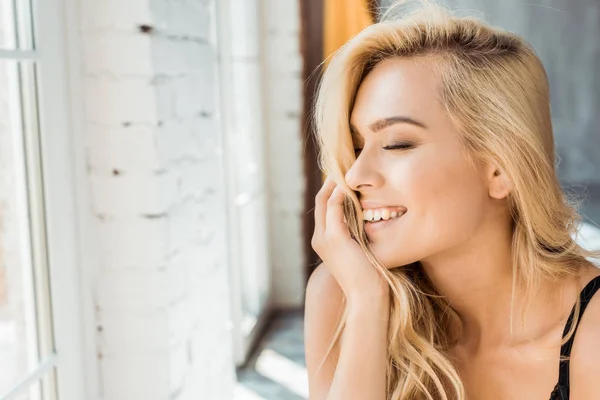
top-left (486, 162), bottom-right (512, 199)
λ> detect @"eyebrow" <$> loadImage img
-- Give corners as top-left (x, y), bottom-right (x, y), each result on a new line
top-left (350, 116), bottom-right (428, 137)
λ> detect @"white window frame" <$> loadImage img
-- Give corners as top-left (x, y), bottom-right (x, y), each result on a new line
top-left (0, 0), bottom-right (87, 398)
top-left (215, 0), bottom-right (274, 367)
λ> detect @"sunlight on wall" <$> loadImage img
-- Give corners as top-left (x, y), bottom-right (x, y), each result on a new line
top-left (234, 383), bottom-right (268, 400)
top-left (255, 348), bottom-right (309, 398)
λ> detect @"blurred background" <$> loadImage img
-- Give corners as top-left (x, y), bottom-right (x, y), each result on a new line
top-left (0, 0), bottom-right (598, 399)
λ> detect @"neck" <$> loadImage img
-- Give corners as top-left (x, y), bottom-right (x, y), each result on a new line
top-left (419, 218), bottom-right (575, 350)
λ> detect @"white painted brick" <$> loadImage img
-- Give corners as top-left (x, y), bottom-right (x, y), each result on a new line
top-left (167, 200), bottom-right (204, 254)
top-left (169, 341), bottom-right (189, 396)
top-left (151, 41), bottom-right (214, 79)
top-left (78, 0), bottom-right (273, 397)
top-left (98, 217), bottom-right (168, 269)
top-left (82, 33), bottom-right (154, 76)
top-left (153, 79), bottom-right (176, 123)
top-left (84, 79), bottom-right (158, 125)
top-left (100, 353), bottom-right (170, 400)
top-left (178, 161), bottom-right (216, 199)
top-left (96, 269), bottom-right (168, 313)
top-left (167, 255), bottom-right (188, 304)
top-left (81, 0), bottom-right (154, 31)
top-left (189, 319), bottom-right (230, 365)
top-left (166, 202), bottom-right (227, 265)
top-left (169, 298), bottom-right (193, 345)
top-left (89, 170), bottom-right (177, 216)
top-left (87, 124), bottom-right (160, 173)
top-left (155, 120), bottom-right (197, 165)
top-left (178, 246), bottom-right (226, 292)
top-left (189, 115), bottom-right (219, 160)
top-left (97, 310), bottom-right (169, 353)
top-left (188, 261), bottom-right (230, 317)
top-left (173, 70), bottom-right (216, 118)
top-left (158, 1), bottom-right (212, 40)
top-left (184, 41), bottom-right (217, 73)
top-left (152, 37), bottom-right (189, 76)
top-left (204, 345), bottom-right (236, 399)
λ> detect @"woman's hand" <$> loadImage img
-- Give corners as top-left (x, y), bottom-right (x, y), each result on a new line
top-left (311, 176), bottom-right (389, 305)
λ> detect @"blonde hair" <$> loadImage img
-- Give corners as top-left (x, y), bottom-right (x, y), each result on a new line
top-left (312, 1), bottom-right (600, 399)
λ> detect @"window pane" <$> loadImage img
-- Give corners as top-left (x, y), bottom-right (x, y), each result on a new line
top-left (3, 369), bottom-right (57, 400)
top-left (8, 379), bottom-right (41, 400)
top-left (0, 59), bottom-right (50, 396)
top-left (0, 0), bottom-right (35, 50)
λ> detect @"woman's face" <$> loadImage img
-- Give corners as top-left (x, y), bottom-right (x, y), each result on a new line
top-left (347, 57), bottom-right (494, 268)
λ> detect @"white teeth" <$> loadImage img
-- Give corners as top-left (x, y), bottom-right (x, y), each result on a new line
top-left (362, 208), bottom-right (405, 222)
top-left (373, 210), bottom-right (381, 221)
top-left (381, 209), bottom-right (390, 220)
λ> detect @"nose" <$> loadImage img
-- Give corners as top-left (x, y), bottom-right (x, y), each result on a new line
top-left (344, 148), bottom-right (384, 192)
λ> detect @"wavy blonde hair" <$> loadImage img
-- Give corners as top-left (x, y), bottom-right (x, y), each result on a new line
top-left (312, 1), bottom-right (600, 399)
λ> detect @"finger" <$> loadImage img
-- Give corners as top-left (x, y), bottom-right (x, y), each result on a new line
top-left (326, 185), bottom-right (350, 238)
top-left (314, 176), bottom-right (337, 232)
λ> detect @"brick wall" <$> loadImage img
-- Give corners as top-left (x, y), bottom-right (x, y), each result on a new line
top-left (79, 0), bottom-right (235, 398)
top-left (74, 0), bottom-right (305, 397)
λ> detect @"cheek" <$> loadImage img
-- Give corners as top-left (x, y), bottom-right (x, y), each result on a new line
top-left (371, 147), bottom-right (488, 267)
top-left (396, 148), bottom-right (487, 241)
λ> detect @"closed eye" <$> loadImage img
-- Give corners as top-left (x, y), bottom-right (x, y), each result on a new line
top-left (383, 142), bottom-right (414, 151)
top-left (354, 142), bottom-right (414, 155)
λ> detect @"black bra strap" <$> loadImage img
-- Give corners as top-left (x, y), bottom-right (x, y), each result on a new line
top-left (557, 275), bottom-right (600, 388)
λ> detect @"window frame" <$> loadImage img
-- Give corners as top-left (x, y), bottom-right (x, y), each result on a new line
top-left (215, 0), bottom-right (274, 367)
top-left (0, 0), bottom-right (88, 398)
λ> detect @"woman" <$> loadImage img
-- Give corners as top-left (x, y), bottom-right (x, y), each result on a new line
top-left (304, 1), bottom-right (600, 399)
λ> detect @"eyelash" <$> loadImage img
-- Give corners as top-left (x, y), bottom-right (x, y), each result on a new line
top-left (354, 142), bottom-right (414, 155)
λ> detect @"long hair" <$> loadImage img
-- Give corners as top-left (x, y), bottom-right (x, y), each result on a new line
top-left (312, 1), bottom-right (600, 399)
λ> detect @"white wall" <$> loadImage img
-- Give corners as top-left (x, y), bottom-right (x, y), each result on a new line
top-left (67, 0), bottom-right (305, 398)
top-left (75, 0), bottom-right (236, 398)
top-left (262, 0), bottom-right (306, 308)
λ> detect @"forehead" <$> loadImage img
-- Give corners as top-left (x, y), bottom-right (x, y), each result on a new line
top-left (350, 57), bottom-right (443, 128)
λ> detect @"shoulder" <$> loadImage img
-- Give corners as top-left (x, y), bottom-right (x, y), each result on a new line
top-left (306, 262), bottom-right (344, 305)
top-left (304, 263), bottom-right (345, 399)
top-left (304, 262), bottom-right (345, 350)
top-left (305, 263), bottom-right (345, 330)
top-left (569, 271), bottom-right (600, 397)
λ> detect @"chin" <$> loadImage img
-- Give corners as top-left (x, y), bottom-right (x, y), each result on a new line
top-left (368, 241), bottom-right (422, 269)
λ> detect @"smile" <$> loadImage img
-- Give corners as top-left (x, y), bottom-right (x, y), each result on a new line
top-left (362, 207), bottom-right (406, 222)
top-left (363, 210), bottom-right (406, 235)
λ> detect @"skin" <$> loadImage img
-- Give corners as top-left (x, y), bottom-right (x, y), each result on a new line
top-left (305, 57), bottom-right (600, 399)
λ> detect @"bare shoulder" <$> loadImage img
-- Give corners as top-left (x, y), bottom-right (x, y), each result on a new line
top-left (304, 263), bottom-right (345, 399)
top-left (570, 269), bottom-right (600, 397)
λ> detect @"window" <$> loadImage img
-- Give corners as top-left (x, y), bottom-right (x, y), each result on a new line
top-left (215, 0), bottom-right (274, 366)
top-left (0, 0), bottom-right (85, 398)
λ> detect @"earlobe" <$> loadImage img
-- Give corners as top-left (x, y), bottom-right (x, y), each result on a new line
top-left (489, 167), bottom-right (512, 199)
